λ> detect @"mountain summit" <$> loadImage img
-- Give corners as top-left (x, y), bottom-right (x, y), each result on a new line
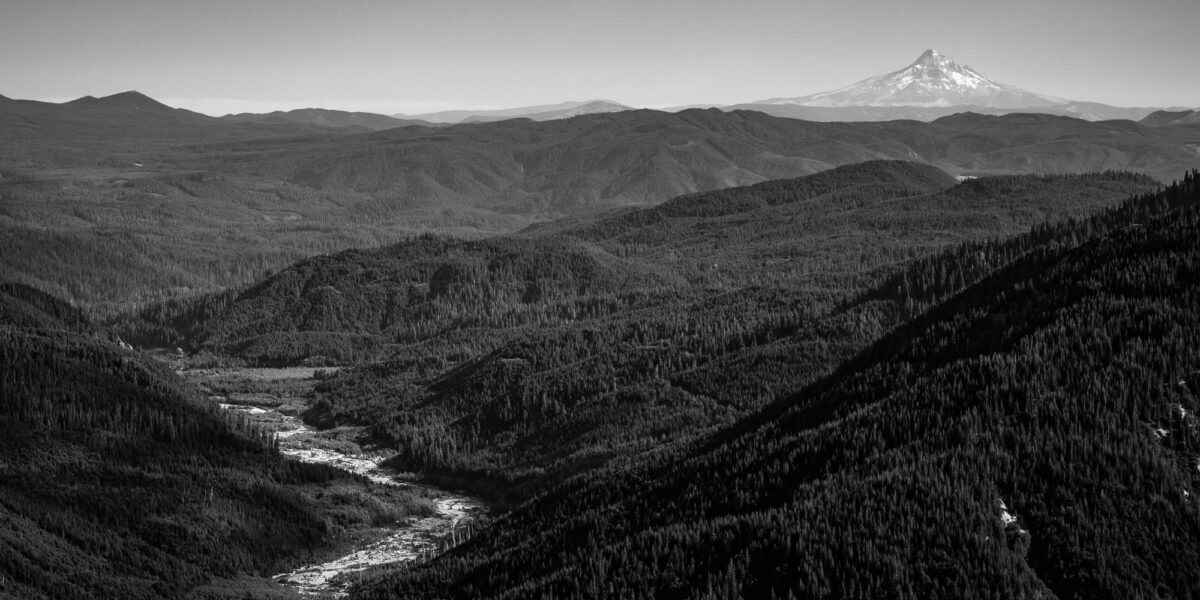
top-left (67, 90), bottom-right (181, 112)
top-left (761, 49), bottom-right (1063, 109)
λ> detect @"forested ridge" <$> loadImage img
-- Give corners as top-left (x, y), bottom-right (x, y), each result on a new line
top-left (107, 163), bottom-right (1165, 504)
top-left (0, 283), bottom-right (429, 599)
top-left (5, 96), bottom-right (1198, 311)
top-left (7, 154), bottom-right (1198, 598)
top-left (356, 171), bottom-right (1200, 599)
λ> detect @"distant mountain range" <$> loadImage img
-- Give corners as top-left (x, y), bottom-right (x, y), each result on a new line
top-left (394, 100), bottom-right (630, 124)
top-left (390, 50), bottom-right (1190, 124)
top-left (4, 91), bottom-right (1198, 199)
top-left (730, 49), bottom-right (1184, 122)
top-left (0, 91), bottom-right (438, 166)
top-left (222, 107), bottom-right (432, 130)
top-left (383, 50), bottom-right (1188, 124)
top-left (4, 90), bottom-right (1198, 308)
top-left (5, 49), bottom-right (1193, 136)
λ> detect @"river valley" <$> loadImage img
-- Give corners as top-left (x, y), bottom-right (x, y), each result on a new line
top-left (184, 367), bottom-right (489, 598)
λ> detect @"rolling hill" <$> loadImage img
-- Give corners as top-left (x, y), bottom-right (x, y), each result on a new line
top-left (3, 93), bottom-right (1197, 310)
top-left (168, 107), bottom-right (1200, 211)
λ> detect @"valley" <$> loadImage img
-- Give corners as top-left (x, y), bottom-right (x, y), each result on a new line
top-left (2, 19), bottom-right (1200, 597)
top-left (107, 164), bottom-right (1163, 507)
top-left (187, 367), bottom-right (488, 598)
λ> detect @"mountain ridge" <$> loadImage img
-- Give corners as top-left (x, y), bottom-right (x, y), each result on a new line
top-left (222, 107), bottom-right (433, 131)
top-left (396, 99), bottom-right (631, 124)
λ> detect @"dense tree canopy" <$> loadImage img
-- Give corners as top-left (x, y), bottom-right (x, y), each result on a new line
top-left (356, 170), bottom-right (1200, 599)
top-left (0, 284), bottom-right (428, 599)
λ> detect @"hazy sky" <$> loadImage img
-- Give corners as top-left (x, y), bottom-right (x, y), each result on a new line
top-left (2, 0), bottom-right (1196, 115)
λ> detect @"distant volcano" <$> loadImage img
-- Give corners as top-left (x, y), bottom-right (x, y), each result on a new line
top-left (759, 49), bottom-right (1064, 109)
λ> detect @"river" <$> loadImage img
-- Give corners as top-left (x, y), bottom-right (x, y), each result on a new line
top-left (189, 367), bottom-right (488, 598)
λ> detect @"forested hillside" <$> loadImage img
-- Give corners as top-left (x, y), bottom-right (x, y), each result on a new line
top-left (0, 283), bottom-right (429, 599)
top-left (113, 163), bottom-right (1167, 505)
top-left (3, 98), bottom-right (1197, 310)
top-left (187, 109), bottom-right (1200, 207)
top-left (5, 6), bottom-right (1197, 599)
top-left (122, 162), bottom-right (1153, 364)
top-left (358, 171), bottom-right (1200, 599)
top-left (115, 235), bottom-right (686, 366)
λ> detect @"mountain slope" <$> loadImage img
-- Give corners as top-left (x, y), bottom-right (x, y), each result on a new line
top-left (0, 284), bottom-right (428, 599)
top-left (4, 97), bottom-right (1197, 309)
top-left (114, 163), bottom-right (1163, 505)
top-left (0, 281), bottom-right (99, 335)
top-left (123, 162), bottom-right (1153, 365)
top-left (167, 235), bottom-right (685, 365)
top-left (0, 91), bottom-right (369, 167)
top-left (1141, 109), bottom-right (1200, 127)
top-left (177, 107), bottom-right (1199, 211)
top-left (359, 171), bottom-right (1200, 600)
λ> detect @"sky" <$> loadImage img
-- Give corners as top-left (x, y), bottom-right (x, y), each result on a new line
top-left (1, 0), bottom-right (1197, 116)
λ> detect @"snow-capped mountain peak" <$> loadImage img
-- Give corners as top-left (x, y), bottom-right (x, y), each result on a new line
top-left (760, 50), bottom-right (1065, 109)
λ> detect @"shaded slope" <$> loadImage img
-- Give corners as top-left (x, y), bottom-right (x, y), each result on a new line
top-left (360, 171), bottom-right (1200, 600)
top-left (165, 235), bottom-right (683, 365)
top-left (124, 162), bottom-right (1153, 366)
top-left (0, 281), bottom-right (98, 335)
top-left (0, 285), bottom-right (425, 599)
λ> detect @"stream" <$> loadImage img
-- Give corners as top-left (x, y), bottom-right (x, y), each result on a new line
top-left (192, 368), bottom-right (489, 598)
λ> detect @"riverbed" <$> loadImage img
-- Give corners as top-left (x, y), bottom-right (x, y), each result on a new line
top-left (185, 367), bottom-right (489, 598)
